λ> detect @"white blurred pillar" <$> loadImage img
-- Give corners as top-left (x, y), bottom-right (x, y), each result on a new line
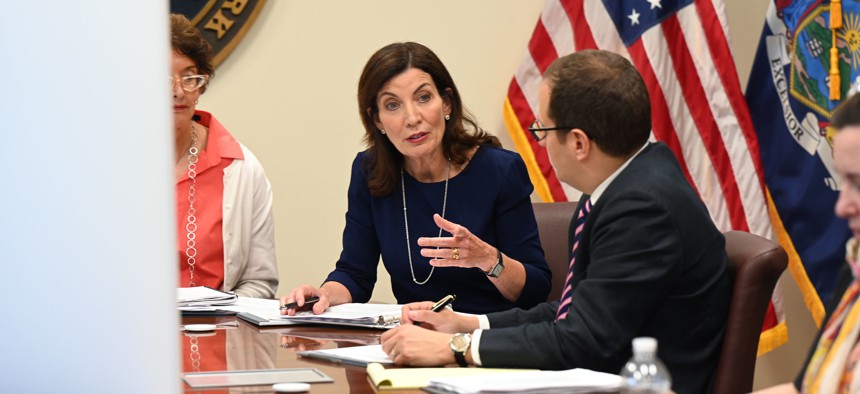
top-left (0, 2), bottom-right (178, 393)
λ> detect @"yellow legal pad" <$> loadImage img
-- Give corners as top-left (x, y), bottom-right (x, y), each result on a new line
top-left (366, 362), bottom-right (536, 390)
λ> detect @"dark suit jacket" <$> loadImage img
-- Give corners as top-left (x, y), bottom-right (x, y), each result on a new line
top-left (478, 142), bottom-right (731, 394)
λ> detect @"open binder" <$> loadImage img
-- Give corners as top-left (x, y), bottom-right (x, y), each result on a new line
top-left (237, 302), bottom-right (404, 329)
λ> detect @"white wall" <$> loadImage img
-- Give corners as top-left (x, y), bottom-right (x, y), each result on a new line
top-left (0, 2), bottom-right (178, 392)
top-left (200, 0), bottom-right (816, 389)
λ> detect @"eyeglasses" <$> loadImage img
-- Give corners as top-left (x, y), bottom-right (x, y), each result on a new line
top-left (528, 120), bottom-right (572, 142)
top-left (170, 75), bottom-right (208, 92)
top-left (527, 120), bottom-right (596, 142)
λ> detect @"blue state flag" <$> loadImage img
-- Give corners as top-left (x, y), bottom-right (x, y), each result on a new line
top-left (745, 0), bottom-right (853, 325)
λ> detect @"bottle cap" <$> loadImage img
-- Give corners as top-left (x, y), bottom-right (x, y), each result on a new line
top-left (632, 337), bottom-right (657, 354)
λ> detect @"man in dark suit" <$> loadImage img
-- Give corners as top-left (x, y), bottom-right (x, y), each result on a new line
top-left (380, 50), bottom-right (730, 394)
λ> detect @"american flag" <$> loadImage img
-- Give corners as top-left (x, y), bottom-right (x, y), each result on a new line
top-left (503, 0), bottom-right (786, 353)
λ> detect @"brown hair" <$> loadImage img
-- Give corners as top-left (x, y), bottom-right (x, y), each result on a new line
top-left (832, 92), bottom-right (860, 130)
top-left (357, 42), bottom-right (500, 196)
top-left (170, 14), bottom-right (214, 93)
top-left (544, 50), bottom-right (650, 158)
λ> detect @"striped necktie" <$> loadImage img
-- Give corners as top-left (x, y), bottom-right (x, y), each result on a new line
top-left (556, 199), bottom-right (592, 322)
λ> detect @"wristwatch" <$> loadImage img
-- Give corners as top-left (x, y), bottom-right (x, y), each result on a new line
top-left (449, 333), bottom-right (472, 367)
top-left (485, 248), bottom-right (505, 278)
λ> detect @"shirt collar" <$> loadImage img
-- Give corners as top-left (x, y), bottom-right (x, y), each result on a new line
top-left (589, 142), bottom-right (649, 204)
top-left (194, 110), bottom-right (244, 162)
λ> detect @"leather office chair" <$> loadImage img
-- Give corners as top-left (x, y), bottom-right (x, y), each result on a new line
top-left (532, 202), bottom-right (577, 301)
top-left (712, 231), bottom-right (787, 394)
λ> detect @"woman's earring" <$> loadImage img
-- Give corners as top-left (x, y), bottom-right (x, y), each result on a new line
top-left (445, 114), bottom-right (450, 121)
top-left (380, 129), bottom-right (386, 135)
top-left (195, 99), bottom-right (199, 105)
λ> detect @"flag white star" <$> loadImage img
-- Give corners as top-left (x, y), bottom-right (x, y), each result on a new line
top-left (647, 0), bottom-right (662, 10)
top-left (628, 9), bottom-right (641, 26)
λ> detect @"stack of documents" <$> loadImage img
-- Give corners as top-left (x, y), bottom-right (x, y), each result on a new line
top-left (426, 368), bottom-right (622, 393)
top-left (177, 287), bottom-right (238, 312)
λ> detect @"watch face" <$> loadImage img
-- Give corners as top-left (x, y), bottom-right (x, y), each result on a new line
top-left (488, 262), bottom-right (504, 278)
top-left (451, 334), bottom-right (471, 352)
top-left (492, 264), bottom-right (503, 275)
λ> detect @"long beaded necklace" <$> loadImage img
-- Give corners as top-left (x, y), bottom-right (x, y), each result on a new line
top-left (185, 123), bottom-right (200, 287)
top-left (401, 160), bottom-right (450, 285)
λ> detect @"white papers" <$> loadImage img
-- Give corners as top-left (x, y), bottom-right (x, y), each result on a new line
top-left (427, 368), bottom-right (622, 393)
top-left (177, 287), bottom-right (238, 311)
top-left (283, 303), bottom-right (403, 325)
top-left (297, 344), bottom-right (393, 367)
top-left (229, 297), bottom-right (287, 318)
top-left (236, 301), bottom-right (404, 329)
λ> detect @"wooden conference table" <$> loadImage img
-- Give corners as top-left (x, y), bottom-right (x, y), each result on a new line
top-left (180, 316), bottom-right (619, 394)
top-left (181, 315), bottom-right (408, 393)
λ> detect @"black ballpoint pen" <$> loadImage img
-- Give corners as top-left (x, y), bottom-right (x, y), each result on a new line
top-left (279, 296), bottom-right (320, 311)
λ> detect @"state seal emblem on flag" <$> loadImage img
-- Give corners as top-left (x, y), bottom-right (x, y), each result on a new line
top-left (747, 0), bottom-right (855, 326)
top-left (764, 2), bottom-right (860, 190)
top-left (170, 0), bottom-right (267, 67)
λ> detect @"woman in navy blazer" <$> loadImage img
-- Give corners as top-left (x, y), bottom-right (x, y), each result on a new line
top-left (281, 42), bottom-right (551, 315)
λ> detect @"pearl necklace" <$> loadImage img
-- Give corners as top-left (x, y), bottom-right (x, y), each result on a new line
top-left (401, 161), bottom-right (450, 285)
top-left (184, 123), bottom-right (200, 287)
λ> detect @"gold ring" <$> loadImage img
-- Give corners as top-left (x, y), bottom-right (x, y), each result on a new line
top-left (452, 248), bottom-right (460, 260)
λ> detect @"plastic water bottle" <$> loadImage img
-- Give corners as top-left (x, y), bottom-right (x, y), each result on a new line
top-left (619, 337), bottom-right (672, 394)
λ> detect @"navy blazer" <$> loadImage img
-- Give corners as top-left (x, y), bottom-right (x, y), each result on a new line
top-left (478, 142), bottom-right (731, 394)
top-left (326, 145), bottom-right (551, 314)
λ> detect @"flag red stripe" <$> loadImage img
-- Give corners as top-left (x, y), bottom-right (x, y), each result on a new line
top-left (694, 0), bottom-right (768, 194)
top-left (695, 3), bottom-right (778, 334)
top-left (507, 81), bottom-right (568, 201)
top-left (661, 15), bottom-right (750, 231)
top-left (561, 0), bottom-right (598, 50)
top-left (528, 21), bottom-right (559, 73)
top-left (762, 301), bottom-right (778, 332)
top-left (627, 41), bottom-right (700, 196)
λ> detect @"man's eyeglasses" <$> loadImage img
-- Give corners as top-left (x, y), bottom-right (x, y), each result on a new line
top-left (528, 120), bottom-right (572, 142)
top-left (170, 75), bottom-right (208, 92)
top-left (528, 120), bottom-right (596, 142)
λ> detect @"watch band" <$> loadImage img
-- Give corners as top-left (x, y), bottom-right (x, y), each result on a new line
top-left (450, 333), bottom-right (471, 367)
top-left (453, 348), bottom-right (468, 367)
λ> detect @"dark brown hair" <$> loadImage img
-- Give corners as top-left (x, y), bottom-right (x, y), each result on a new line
top-left (357, 42), bottom-right (500, 196)
top-left (544, 50), bottom-right (650, 158)
top-left (832, 92), bottom-right (860, 130)
top-left (170, 14), bottom-right (214, 93)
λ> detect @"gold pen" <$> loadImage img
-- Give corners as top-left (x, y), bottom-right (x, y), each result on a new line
top-left (431, 294), bottom-right (457, 312)
top-left (377, 295), bottom-right (458, 326)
